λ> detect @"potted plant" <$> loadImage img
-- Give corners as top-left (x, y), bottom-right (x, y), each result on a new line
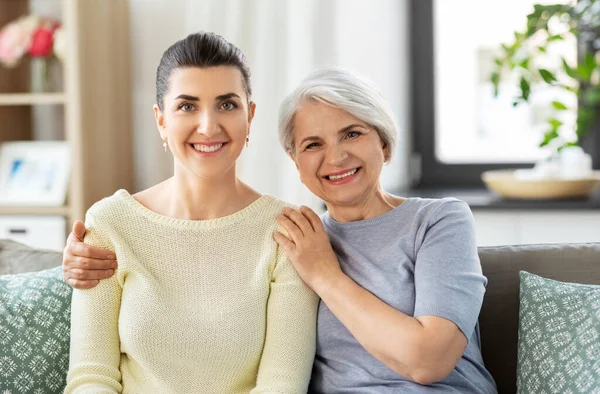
top-left (491, 0), bottom-right (600, 168)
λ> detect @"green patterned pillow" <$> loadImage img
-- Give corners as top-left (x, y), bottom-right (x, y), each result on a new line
top-left (0, 266), bottom-right (72, 393)
top-left (517, 271), bottom-right (600, 394)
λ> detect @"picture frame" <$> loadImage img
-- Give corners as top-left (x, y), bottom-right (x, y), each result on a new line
top-left (0, 141), bottom-right (70, 206)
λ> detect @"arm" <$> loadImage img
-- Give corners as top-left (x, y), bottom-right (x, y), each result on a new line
top-left (64, 214), bottom-right (123, 394)
top-left (275, 203), bottom-right (483, 385)
top-left (251, 236), bottom-right (319, 393)
top-left (63, 220), bottom-right (118, 289)
top-left (315, 272), bottom-right (466, 385)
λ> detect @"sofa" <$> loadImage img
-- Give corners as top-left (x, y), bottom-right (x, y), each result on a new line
top-left (1, 239), bottom-right (599, 393)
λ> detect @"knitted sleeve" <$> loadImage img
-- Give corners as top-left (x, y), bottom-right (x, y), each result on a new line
top-left (251, 242), bottom-right (319, 393)
top-left (64, 210), bottom-right (123, 394)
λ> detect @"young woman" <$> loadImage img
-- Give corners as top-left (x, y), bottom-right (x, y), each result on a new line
top-left (63, 32), bottom-right (318, 394)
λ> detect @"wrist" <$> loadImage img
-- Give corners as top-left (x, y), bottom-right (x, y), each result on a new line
top-left (312, 267), bottom-right (348, 298)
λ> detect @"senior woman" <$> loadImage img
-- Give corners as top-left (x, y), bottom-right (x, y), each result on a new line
top-left (272, 68), bottom-right (497, 393)
top-left (62, 68), bottom-right (497, 393)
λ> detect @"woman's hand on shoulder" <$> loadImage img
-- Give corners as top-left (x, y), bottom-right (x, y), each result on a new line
top-left (273, 206), bottom-right (343, 293)
top-left (62, 220), bottom-right (118, 289)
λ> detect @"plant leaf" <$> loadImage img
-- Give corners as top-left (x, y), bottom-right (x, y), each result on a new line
top-left (577, 52), bottom-right (596, 81)
top-left (557, 141), bottom-right (579, 151)
top-left (539, 128), bottom-right (560, 147)
top-left (548, 118), bottom-right (563, 128)
top-left (539, 69), bottom-right (557, 84)
top-left (551, 101), bottom-right (568, 110)
top-left (520, 77), bottom-right (531, 101)
top-left (491, 72), bottom-right (500, 97)
top-left (562, 58), bottom-right (579, 80)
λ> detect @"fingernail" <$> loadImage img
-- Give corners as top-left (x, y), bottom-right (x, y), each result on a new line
top-left (111, 261), bottom-right (118, 269)
top-left (107, 254), bottom-right (116, 260)
top-left (106, 270), bottom-right (114, 276)
top-left (67, 279), bottom-right (74, 286)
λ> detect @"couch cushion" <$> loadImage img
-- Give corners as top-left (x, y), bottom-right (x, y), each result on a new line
top-left (517, 271), bottom-right (600, 393)
top-left (0, 266), bottom-right (72, 393)
top-left (478, 243), bottom-right (600, 394)
top-left (0, 239), bottom-right (62, 275)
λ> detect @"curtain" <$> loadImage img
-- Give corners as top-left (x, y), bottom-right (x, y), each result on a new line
top-left (130, 0), bottom-right (410, 211)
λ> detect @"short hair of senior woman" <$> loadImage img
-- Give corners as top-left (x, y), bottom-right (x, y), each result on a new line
top-left (273, 68), bottom-right (498, 393)
top-left (278, 67), bottom-right (397, 160)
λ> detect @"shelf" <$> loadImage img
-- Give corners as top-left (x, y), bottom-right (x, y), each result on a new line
top-left (0, 206), bottom-right (70, 216)
top-left (0, 93), bottom-right (67, 106)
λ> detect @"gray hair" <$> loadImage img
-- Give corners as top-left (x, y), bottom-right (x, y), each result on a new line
top-left (278, 67), bottom-right (398, 160)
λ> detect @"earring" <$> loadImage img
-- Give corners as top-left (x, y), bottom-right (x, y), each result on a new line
top-left (163, 140), bottom-right (168, 152)
top-left (245, 135), bottom-right (250, 148)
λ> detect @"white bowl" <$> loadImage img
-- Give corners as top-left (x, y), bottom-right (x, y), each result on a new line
top-left (481, 170), bottom-right (600, 200)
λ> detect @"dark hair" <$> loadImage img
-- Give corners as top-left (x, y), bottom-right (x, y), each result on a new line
top-left (155, 32), bottom-right (252, 111)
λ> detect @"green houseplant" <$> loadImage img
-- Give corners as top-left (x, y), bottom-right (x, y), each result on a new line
top-left (491, 0), bottom-right (600, 167)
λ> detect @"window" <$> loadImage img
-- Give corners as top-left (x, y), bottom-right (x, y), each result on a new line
top-left (411, 0), bottom-right (577, 187)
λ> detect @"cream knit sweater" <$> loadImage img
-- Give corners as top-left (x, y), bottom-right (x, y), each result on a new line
top-left (65, 190), bottom-right (319, 394)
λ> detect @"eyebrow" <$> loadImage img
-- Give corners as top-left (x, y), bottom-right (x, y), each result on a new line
top-left (174, 94), bottom-right (199, 101)
top-left (216, 93), bottom-right (242, 101)
top-left (298, 124), bottom-right (366, 146)
top-left (173, 93), bottom-right (242, 101)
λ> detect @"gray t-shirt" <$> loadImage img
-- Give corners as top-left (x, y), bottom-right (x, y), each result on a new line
top-left (310, 197), bottom-right (497, 393)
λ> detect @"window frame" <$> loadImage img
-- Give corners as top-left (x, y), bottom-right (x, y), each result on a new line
top-left (409, 0), bottom-right (536, 188)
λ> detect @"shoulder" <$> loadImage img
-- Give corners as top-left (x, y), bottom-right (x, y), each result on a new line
top-left (254, 195), bottom-right (297, 220)
top-left (409, 197), bottom-right (472, 223)
top-left (85, 189), bottom-right (133, 226)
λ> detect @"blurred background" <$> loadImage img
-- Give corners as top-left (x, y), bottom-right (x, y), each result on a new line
top-left (0, 0), bottom-right (598, 251)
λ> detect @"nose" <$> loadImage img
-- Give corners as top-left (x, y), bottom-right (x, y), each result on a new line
top-left (196, 108), bottom-right (219, 137)
top-left (325, 144), bottom-right (348, 167)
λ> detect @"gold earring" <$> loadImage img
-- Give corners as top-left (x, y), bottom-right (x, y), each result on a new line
top-left (245, 135), bottom-right (250, 148)
top-left (163, 140), bottom-right (168, 152)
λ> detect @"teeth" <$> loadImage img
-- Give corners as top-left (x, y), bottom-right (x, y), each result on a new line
top-left (193, 143), bottom-right (223, 153)
top-left (328, 168), bottom-right (358, 180)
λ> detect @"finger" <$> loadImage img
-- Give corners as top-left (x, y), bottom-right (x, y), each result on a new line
top-left (276, 214), bottom-right (304, 242)
top-left (66, 278), bottom-right (100, 290)
top-left (68, 239), bottom-right (116, 260)
top-left (72, 220), bottom-right (87, 241)
top-left (282, 207), bottom-right (314, 234)
top-left (65, 267), bottom-right (115, 281)
top-left (299, 206), bottom-right (325, 232)
top-left (65, 255), bottom-right (117, 271)
top-left (273, 232), bottom-right (296, 254)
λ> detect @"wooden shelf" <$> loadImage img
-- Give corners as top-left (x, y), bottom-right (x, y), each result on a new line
top-left (0, 206), bottom-right (70, 216)
top-left (0, 93), bottom-right (67, 106)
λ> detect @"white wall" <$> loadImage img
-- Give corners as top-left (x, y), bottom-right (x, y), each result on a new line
top-left (128, 0), bottom-right (411, 206)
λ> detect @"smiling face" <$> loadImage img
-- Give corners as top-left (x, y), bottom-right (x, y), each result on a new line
top-left (290, 101), bottom-right (389, 207)
top-left (154, 66), bottom-right (255, 181)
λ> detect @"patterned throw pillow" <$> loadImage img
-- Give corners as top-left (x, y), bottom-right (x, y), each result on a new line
top-left (0, 266), bottom-right (72, 394)
top-left (517, 271), bottom-right (600, 394)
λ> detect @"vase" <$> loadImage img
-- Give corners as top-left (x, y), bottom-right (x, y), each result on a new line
top-left (30, 57), bottom-right (58, 93)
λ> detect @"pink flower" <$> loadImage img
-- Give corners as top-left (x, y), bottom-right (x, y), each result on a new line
top-left (0, 15), bottom-right (40, 67)
top-left (28, 22), bottom-right (58, 58)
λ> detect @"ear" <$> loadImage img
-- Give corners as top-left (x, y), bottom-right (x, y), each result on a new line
top-left (382, 141), bottom-right (391, 163)
top-left (287, 149), bottom-right (300, 171)
top-left (247, 101), bottom-right (257, 125)
top-left (154, 104), bottom-right (167, 141)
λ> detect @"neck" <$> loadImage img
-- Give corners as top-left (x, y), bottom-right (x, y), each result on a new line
top-left (164, 165), bottom-right (258, 220)
top-left (325, 185), bottom-right (397, 223)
